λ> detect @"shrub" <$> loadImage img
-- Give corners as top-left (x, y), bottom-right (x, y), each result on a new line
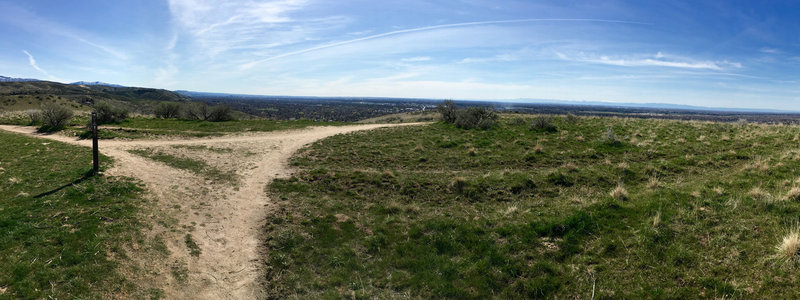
top-left (209, 105), bottom-right (234, 122)
top-left (38, 102), bottom-right (73, 132)
top-left (25, 109), bottom-right (42, 125)
top-left (454, 107), bottom-right (498, 129)
top-left (154, 102), bottom-right (181, 119)
top-left (530, 116), bottom-right (557, 132)
top-left (94, 101), bottom-right (129, 124)
top-left (511, 117), bottom-right (526, 125)
top-left (564, 113), bottom-right (579, 124)
top-left (184, 103), bottom-right (212, 120)
top-left (437, 100), bottom-right (457, 123)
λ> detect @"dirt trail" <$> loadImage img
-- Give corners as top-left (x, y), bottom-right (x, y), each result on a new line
top-left (0, 123), bottom-right (423, 299)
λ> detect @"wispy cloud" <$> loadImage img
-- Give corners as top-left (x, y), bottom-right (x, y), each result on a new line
top-left (240, 18), bottom-right (650, 69)
top-left (22, 50), bottom-right (60, 81)
top-left (460, 53), bottom-right (517, 64)
top-left (168, 0), bottom-right (346, 58)
top-left (401, 56), bottom-right (431, 62)
top-left (557, 52), bottom-right (741, 70)
top-left (760, 48), bottom-right (780, 54)
top-left (0, 3), bottom-right (127, 60)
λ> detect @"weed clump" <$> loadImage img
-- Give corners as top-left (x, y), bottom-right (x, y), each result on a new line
top-left (530, 116), bottom-right (557, 132)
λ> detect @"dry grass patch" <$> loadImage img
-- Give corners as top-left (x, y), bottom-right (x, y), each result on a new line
top-left (785, 187), bottom-right (800, 201)
top-left (776, 231), bottom-right (800, 260)
top-left (610, 184), bottom-right (628, 201)
top-left (647, 178), bottom-right (660, 190)
top-left (748, 187), bottom-right (770, 200)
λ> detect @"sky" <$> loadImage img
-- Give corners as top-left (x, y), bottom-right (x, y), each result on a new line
top-left (1, 0), bottom-right (799, 109)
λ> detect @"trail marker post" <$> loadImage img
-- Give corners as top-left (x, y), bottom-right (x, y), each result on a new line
top-left (92, 111), bottom-right (99, 174)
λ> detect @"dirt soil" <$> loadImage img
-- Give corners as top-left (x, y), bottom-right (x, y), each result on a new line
top-left (0, 123), bottom-right (422, 299)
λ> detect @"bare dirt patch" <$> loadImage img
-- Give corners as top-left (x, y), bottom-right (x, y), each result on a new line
top-left (0, 123), bottom-right (423, 299)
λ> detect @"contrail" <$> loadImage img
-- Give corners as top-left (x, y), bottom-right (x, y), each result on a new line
top-left (240, 18), bottom-right (650, 70)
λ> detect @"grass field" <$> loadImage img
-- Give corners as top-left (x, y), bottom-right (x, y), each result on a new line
top-left (76, 118), bottom-right (350, 139)
top-left (267, 115), bottom-right (800, 298)
top-left (0, 131), bottom-right (145, 298)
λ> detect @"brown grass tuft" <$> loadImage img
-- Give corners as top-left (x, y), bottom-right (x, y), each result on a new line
top-left (777, 231), bottom-right (800, 260)
top-left (610, 184), bottom-right (628, 201)
top-left (748, 187), bottom-right (770, 200)
top-left (533, 144), bottom-right (543, 153)
top-left (647, 178), bottom-right (660, 190)
top-left (786, 187), bottom-right (800, 201)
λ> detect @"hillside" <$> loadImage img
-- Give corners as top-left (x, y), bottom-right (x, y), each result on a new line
top-left (0, 81), bottom-right (190, 112)
top-left (267, 115), bottom-right (800, 298)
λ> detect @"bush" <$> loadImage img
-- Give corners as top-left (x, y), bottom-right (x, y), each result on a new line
top-left (511, 117), bottom-right (526, 125)
top-left (437, 100), bottom-right (457, 123)
top-left (209, 105), bottom-right (234, 122)
top-left (154, 102), bottom-right (181, 119)
top-left (39, 102), bottom-right (73, 132)
top-left (454, 107), bottom-right (498, 129)
top-left (530, 116), bottom-right (557, 132)
top-left (564, 113), bottom-right (579, 124)
top-left (94, 102), bottom-right (129, 124)
top-left (183, 103), bottom-right (212, 120)
top-left (25, 109), bottom-right (42, 125)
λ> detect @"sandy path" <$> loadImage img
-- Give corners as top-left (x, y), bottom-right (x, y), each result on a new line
top-left (0, 123), bottom-right (423, 299)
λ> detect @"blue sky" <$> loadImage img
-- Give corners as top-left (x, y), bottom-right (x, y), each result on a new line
top-left (1, 1), bottom-right (799, 109)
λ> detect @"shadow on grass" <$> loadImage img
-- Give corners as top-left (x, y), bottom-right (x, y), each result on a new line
top-left (33, 169), bottom-right (97, 198)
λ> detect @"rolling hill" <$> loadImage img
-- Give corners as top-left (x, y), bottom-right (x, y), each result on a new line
top-left (0, 80), bottom-right (190, 112)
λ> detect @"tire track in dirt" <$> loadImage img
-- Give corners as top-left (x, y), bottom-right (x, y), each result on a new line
top-left (0, 123), bottom-right (425, 299)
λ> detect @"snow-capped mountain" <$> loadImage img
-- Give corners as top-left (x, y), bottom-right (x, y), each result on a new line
top-left (0, 75), bottom-right (40, 82)
top-left (70, 81), bottom-right (126, 87)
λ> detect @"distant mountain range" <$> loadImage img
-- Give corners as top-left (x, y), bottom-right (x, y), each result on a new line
top-left (70, 81), bottom-right (126, 88)
top-left (3, 75), bottom-right (799, 114)
top-left (0, 76), bottom-right (40, 82)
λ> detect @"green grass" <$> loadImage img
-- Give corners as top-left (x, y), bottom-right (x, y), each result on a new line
top-left (128, 148), bottom-right (237, 183)
top-left (267, 115), bottom-right (800, 298)
top-left (0, 130), bottom-right (145, 298)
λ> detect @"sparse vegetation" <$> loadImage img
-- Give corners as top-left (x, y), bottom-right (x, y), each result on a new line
top-left (128, 148), bottom-right (237, 183)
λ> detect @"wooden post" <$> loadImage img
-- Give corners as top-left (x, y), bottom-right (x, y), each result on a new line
top-left (92, 111), bottom-right (99, 174)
